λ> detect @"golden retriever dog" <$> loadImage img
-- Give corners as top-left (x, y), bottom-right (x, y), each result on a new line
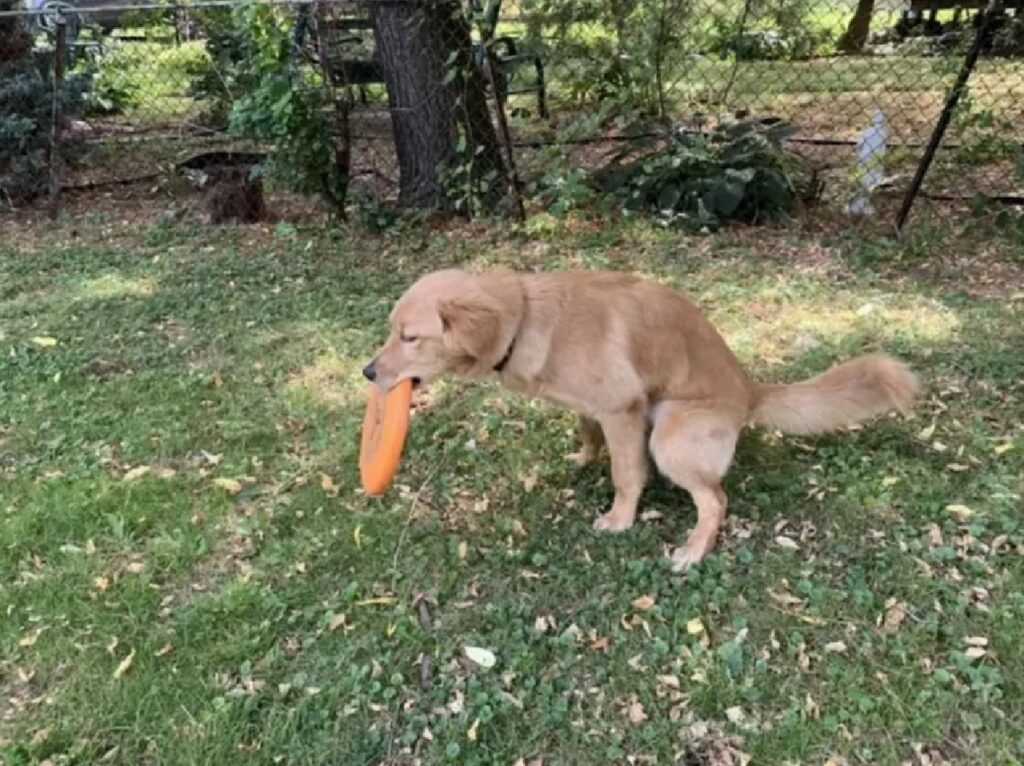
top-left (364, 269), bottom-right (918, 570)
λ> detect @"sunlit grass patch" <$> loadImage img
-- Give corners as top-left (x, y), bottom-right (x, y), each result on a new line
top-left (284, 352), bottom-right (363, 411)
top-left (74, 273), bottom-right (157, 301)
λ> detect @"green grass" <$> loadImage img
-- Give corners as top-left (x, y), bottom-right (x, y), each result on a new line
top-left (1, 208), bottom-right (1023, 765)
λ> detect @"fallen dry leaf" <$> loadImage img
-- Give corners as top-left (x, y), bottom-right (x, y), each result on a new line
top-left (657, 674), bottom-right (680, 689)
top-left (774, 535), bottom-right (800, 551)
top-left (212, 477), bottom-right (243, 494)
top-left (18, 630), bottom-right (41, 648)
top-left (328, 613), bottom-right (347, 632)
top-left (31, 336), bottom-right (58, 347)
top-left (632, 595), bottom-right (656, 611)
top-left (466, 717), bottom-right (480, 742)
top-left (458, 540), bottom-right (468, 562)
top-left (799, 615), bottom-right (828, 626)
top-left (993, 442), bottom-right (1015, 456)
top-left (31, 728), bottom-right (50, 745)
top-left (94, 575), bottom-right (110, 591)
top-left (154, 644), bottom-right (174, 658)
top-left (824, 641), bottom-right (848, 654)
top-left (123, 466), bottom-right (151, 481)
top-left (965, 636), bottom-right (988, 647)
top-left (201, 450), bottom-right (222, 466)
top-left (686, 617), bottom-right (705, 635)
top-left (113, 648), bottom-right (135, 679)
top-left (319, 473), bottom-right (337, 494)
top-left (964, 646), bottom-right (986, 659)
top-left (725, 706), bottom-right (745, 724)
top-left (627, 700), bottom-right (647, 724)
top-left (588, 636), bottom-right (610, 652)
top-left (521, 466), bottom-right (539, 493)
top-left (767, 588), bottom-right (804, 608)
top-left (355, 596), bottom-right (396, 607)
top-left (880, 600), bottom-right (908, 634)
top-left (946, 504), bottom-right (974, 522)
top-left (125, 562), bottom-right (145, 574)
top-left (464, 646), bottom-right (496, 669)
top-left (448, 688), bottom-right (464, 715)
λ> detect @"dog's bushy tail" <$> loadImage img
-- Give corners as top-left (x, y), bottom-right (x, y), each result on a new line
top-left (750, 354), bottom-right (918, 435)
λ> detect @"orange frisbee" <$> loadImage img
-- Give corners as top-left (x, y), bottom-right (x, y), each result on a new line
top-left (359, 378), bottom-right (414, 496)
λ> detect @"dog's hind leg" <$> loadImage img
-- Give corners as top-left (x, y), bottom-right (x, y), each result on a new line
top-left (568, 415), bottom-right (604, 466)
top-left (649, 402), bottom-right (740, 571)
top-left (592, 410), bottom-right (647, 532)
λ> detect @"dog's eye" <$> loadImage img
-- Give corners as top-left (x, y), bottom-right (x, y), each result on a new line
top-left (400, 333), bottom-right (418, 343)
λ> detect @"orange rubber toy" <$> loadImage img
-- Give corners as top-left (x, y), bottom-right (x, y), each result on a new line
top-left (359, 378), bottom-right (413, 496)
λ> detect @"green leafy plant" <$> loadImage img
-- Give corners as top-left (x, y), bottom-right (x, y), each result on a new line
top-left (79, 40), bottom-right (147, 114)
top-left (352, 193), bottom-right (416, 233)
top-left (1, 50), bottom-right (86, 203)
top-left (525, 150), bottom-right (599, 215)
top-left (593, 120), bottom-right (815, 228)
top-left (222, 3), bottom-right (349, 215)
top-left (186, 7), bottom-right (254, 127)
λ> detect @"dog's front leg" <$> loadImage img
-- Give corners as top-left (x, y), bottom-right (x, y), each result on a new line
top-left (568, 415), bottom-right (604, 466)
top-left (592, 410), bottom-right (647, 532)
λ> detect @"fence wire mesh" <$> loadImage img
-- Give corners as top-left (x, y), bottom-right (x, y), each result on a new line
top-left (2, 0), bottom-right (1022, 223)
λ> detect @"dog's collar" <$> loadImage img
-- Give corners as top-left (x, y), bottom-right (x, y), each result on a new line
top-left (493, 279), bottom-right (525, 374)
top-left (493, 334), bottom-right (517, 373)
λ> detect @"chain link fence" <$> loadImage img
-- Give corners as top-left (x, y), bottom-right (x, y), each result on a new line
top-left (2, 0), bottom-right (1022, 224)
top-left (507, 0), bottom-right (1024, 205)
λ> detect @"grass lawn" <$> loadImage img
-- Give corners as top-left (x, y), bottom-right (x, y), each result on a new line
top-left (1, 204), bottom-right (1023, 765)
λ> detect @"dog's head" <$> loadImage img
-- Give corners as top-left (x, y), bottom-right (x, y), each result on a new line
top-left (363, 269), bottom-right (522, 390)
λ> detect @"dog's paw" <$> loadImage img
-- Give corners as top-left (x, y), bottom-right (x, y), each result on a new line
top-left (669, 544), bottom-right (705, 571)
top-left (593, 511), bottom-right (634, 533)
top-left (566, 449), bottom-right (595, 467)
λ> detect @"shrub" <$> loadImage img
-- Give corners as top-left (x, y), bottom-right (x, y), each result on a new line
top-left (1, 50), bottom-right (86, 204)
top-left (222, 3), bottom-right (349, 214)
top-left (185, 7), bottom-right (251, 127)
top-left (80, 39), bottom-right (210, 117)
top-left (592, 120), bottom-right (816, 228)
top-left (991, 16), bottom-right (1024, 57)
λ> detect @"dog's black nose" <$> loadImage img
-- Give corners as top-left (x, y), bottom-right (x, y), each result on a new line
top-left (362, 362), bottom-right (377, 382)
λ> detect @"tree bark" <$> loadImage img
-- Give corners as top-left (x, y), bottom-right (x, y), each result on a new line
top-left (838, 0), bottom-right (875, 53)
top-left (370, 0), bottom-right (507, 212)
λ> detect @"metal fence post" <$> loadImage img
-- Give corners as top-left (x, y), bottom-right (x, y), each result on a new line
top-left (484, 49), bottom-right (526, 224)
top-left (47, 12), bottom-right (67, 221)
top-left (895, 0), bottom-right (1004, 232)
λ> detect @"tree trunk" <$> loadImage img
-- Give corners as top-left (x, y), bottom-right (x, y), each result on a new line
top-left (370, 0), bottom-right (507, 212)
top-left (838, 0), bottom-right (875, 53)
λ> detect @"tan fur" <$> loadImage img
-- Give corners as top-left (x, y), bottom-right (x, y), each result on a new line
top-left (750, 354), bottom-right (918, 435)
top-left (367, 269), bottom-right (919, 569)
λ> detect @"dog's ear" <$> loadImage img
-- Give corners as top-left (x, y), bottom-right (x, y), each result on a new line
top-left (438, 293), bottom-right (502, 371)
